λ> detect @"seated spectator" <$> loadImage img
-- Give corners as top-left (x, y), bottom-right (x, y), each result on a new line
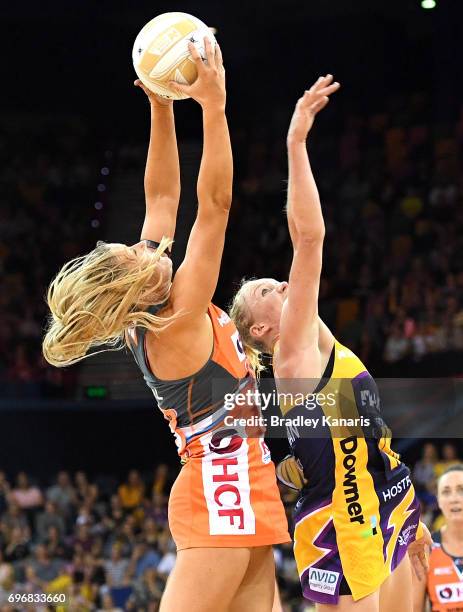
top-left (3, 526), bottom-right (30, 563)
top-left (44, 524), bottom-right (70, 560)
top-left (10, 472), bottom-right (43, 518)
top-left (140, 517), bottom-right (158, 549)
top-left (126, 567), bottom-right (163, 611)
top-left (98, 592), bottom-right (124, 612)
top-left (383, 321), bottom-right (410, 364)
top-left (27, 543), bottom-right (64, 586)
top-left (35, 500), bottom-right (65, 542)
top-left (151, 464), bottom-right (169, 497)
top-left (0, 548), bottom-right (13, 588)
top-left (435, 442), bottom-right (462, 477)
top-left (46, 471), bottom-right (76, 519)
top-left (1, 500), bottom-right (29, 532)
top-left (118, 471), bottom-right (145, 512)
top-left (0, 472), bottom-right (11, 517)
top-left (69, 523), bottom-right (95, 554)
top-left (130, 542), bottom-right (161, 580)
top-left (144, 492), bottom-right (168, 528)
top-left (156, 530), bottom-right (176, 580)
top-left (75, 471), bottom-right (95, 507)
top-left (413, 442), bottom-right (438, 492)
top-left (103, 544), bottom-right (131, 589)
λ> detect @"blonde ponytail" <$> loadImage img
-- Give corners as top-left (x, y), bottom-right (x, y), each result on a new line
top-left (229, 280), bottom-right (266, 375)
top-left (43, 237), bottom-right (173, 367)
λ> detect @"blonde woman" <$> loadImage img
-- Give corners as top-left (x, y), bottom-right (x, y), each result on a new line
top-left (413, 465), bottom-right (463, 612)
top-left (229, 75), bottom-right (431, 611)
top-left (43, 39), bottom-right (289, 612)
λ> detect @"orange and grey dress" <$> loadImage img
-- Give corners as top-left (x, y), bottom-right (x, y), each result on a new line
top-left (127, 302), bottom-right (290, 550)
top-left (426, 530), bottom-right (463, 611)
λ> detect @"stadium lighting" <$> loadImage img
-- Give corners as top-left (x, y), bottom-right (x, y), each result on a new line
top-left (421, 0), bottom-right (436, 8)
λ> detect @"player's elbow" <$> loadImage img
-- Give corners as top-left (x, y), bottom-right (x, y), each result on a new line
top-left (296, 227), bottom-right (325, 248)
top-left (199, 190), bottom-right (233, 212)
top-left (145, 194), bottom-right (180, 213)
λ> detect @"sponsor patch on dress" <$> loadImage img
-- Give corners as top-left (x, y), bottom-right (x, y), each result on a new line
top-left (308, 568), bottom-right (341, 596)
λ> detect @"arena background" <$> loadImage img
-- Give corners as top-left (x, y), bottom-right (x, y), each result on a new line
top-left (1, 1), bottom-right (463, 610)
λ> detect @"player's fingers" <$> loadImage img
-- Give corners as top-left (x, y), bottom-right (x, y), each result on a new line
top-left (419, 550), bottom-right (429, 572)
top-left (309, 76), bottom-right (325, 93)
top-left (204, 36), bottom-right (215, 66)
top-left (134, 79), bottom-right (146, 91)
top-left (167, 81), bottom-right (189, 95)
top-left (310, 96), bottom-right (330, 114)
top-left (311, 74), bottom-right (333, 93)
top-left (318, 81), bottom-right (341, 96)
top-left (411, 555), bottom-right (423, 580)
top-left (188, 41), bottom-right (205, 71)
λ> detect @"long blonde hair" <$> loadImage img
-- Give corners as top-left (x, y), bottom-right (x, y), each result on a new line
top-left (229, 279), bottom-right (266, 374)
top-left (43, 237), bottom-right (173, 367)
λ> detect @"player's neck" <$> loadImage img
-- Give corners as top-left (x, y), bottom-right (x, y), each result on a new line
top-left (443, 523), bottom-right (463, 547)
top-left (270, 333), bottom-right (280, 354)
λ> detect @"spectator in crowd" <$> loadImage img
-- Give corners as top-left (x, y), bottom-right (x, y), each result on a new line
top-left (35, 501), bottom-right (65, 543)
top-left (10, 473), bottom-right (43, 526)
top-left (413, 442), bottom-right (438, 492)
top-left (127, 567), bottom-right (164, 611)
top-left (118, 471), bottom-right (144, 513)
top-left (435, 442), bottom-right (462, 477)
top-left (27, 543), bottom-right (64, 587)
top-left (46, 471), bottom-right (76, 519)
top-left (151, 464), bottom-right (169, 497)
top-left (3, 526), bottom-right (30, 563)
top-left (0, 474), bottom-right (10, 518)
top-left (102, 543), bottom-right (131, 591)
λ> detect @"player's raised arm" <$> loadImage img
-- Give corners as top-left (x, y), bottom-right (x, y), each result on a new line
top-left (277, 75), bottom-right (340, 375)
top-left (134, 80), bottom-right (180, 243)
top-left (168, 38), bottom-right (232, 317)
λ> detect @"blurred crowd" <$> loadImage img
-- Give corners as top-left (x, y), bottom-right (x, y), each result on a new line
top-left (223, 97), bottom-right (463, 377)
top-left (0, 446), bottom-right (460, 612)
top-left (0, 118), bottom-right (101, 399)
top-left (2, 96), bottom-right (463, 398)
top-left (0, 465), bottom-right (174, 612)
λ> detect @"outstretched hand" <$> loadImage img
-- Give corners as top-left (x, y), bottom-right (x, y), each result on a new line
top-left (168, 37), bottom-right (226, 110)
top-left (287, 74), bottom-right (340, 144)
top-left (408, 522), bottom-right (432, 581)
top-left (134, 79), bottom-right (173, 108)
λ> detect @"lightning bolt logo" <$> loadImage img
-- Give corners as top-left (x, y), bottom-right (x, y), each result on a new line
top-left (294, 501), bottom-right (337, 581)
top-left (384, 485), bottom-right (415, 573)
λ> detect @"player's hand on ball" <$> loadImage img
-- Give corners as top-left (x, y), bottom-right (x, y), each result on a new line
top-left (134, 79), bottom-right (173, 108)
top-left (408, 522), bottom-right (432, 580)
top-left (287, 75), bottom-right (340, 144)
top-left (168, 37), bottom-right (226, 110)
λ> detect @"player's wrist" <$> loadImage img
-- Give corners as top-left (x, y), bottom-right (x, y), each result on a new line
top-left (150, 101), bottom-right (173, 113)
top-left (201, 101), bottom-right (226, 114)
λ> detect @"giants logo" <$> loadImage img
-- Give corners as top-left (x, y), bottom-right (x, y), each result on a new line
top-left (436, 583), bottom-right (463, 604)
top-left (202, 428), bottom-right (256, 535)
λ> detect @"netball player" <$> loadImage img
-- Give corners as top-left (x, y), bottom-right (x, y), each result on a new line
top-left (413, 465), bottom-right (463, 612)
top-left (229, 74), bottom-right (431, 611)
top-left (43, 39), bottom-right (289, 612)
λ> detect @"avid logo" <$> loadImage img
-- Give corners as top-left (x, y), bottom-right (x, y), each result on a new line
top-left (309, 568), bottom-right (340, 596)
